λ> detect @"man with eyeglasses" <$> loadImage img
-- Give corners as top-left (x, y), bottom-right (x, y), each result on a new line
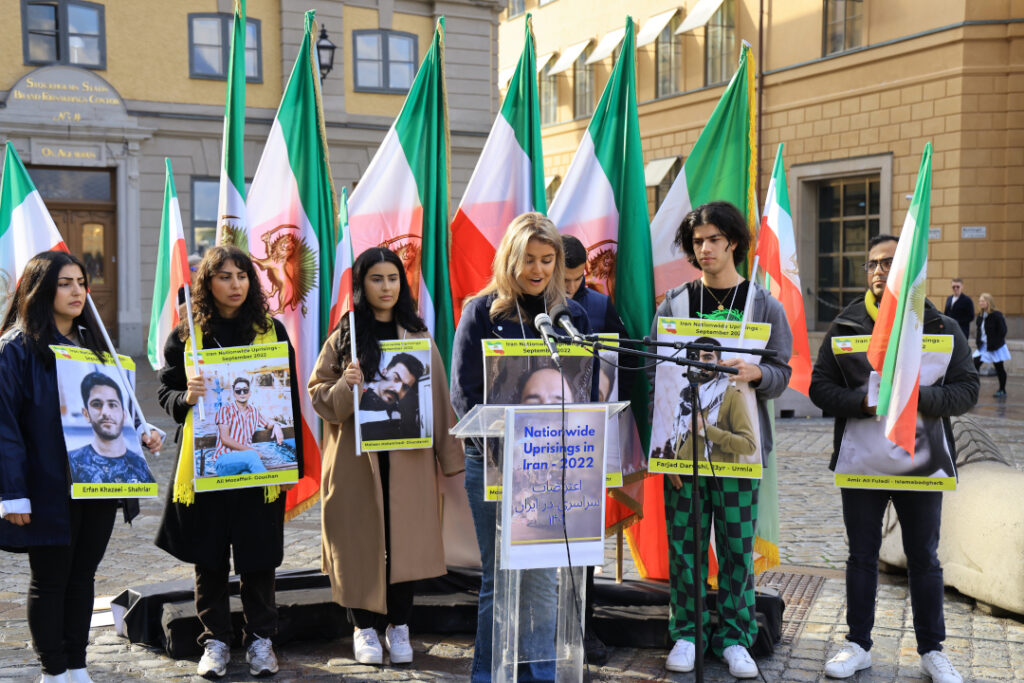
top-left (810, 234), bottom-right (978, 683)
top-left (942, 278), bottom-right (973, 339)
top-left (211, 377), bottom-right (283, 476)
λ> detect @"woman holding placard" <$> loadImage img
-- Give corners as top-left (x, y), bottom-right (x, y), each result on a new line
top-left (0, 250), bottom-right (162, 683)
top-left (310, 247), bottom-right (463, 666)
top-left (154, 245), bottom-right (302, 679)
top-left (450, 213), bottom-right (593, 682)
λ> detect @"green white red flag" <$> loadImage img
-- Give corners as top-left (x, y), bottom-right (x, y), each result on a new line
top-left (147, 159), bottom-right (192, 370)
top-left (328, 187), bottom-right (354, 330)
top-left (347, 19), bottom-right (454, 371)
top-left (649, 41), bottom-right (758, 297)
top-left (756, 144), bottom-right (811, 395)
top-left (449, 16), bottom-right (545, 326)
top-left (0, 142), bottom-right (69, 321)
top-left (867, 142), bottom-right (933, 456)
top-left (216, 0), bottom-right (249, 250)
top-left (247, 10), bottom-right (336, 519)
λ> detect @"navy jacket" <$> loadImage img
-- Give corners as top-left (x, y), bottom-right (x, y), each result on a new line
top-left (450, 294), bottom-right (594, 421)
top-left (0, 329), bottom-right (139, 549)
top-left (975, 310), bottom-right (1007, 353)
top-left (943, 294), bottom-right (974, 338)
top-left (571, 280), bottom-right (636, 402)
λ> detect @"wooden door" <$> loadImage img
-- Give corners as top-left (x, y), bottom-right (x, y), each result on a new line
top-left (50, 209), bottom-right (118, 340)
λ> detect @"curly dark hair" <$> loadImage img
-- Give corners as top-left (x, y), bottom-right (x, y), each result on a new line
top-left (334, 247), bottom-right (427, 378)
top-left (178, 245), bottom-right (271, 343)
top-left (0, 250), bottom-right (105, 365)
top-left (674, 201), bottom-right (750, 270)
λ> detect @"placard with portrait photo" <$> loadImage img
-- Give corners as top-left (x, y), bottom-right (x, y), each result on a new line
top-left (357, 338), bottom-right (433, 452)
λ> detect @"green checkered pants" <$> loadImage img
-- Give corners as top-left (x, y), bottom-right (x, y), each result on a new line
top-left (664, 475), bottom-right (759, 656)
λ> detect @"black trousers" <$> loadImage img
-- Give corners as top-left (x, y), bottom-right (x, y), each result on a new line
top-left (195, 559), bottom-right (277, 647)
top-left (348, 452), bottom-right (416, 630)
top-left (27, 499), bottom-right (117, 675)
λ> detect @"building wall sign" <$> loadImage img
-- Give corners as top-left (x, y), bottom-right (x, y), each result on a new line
top-left (960, 226), bottom-right (986, 239)
top-left (30, 140), bottom-right (106, 167)
top-left (3, 65), bottom-right (129, 126)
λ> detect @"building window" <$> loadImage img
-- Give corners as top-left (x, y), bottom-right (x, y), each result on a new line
top-left (815, 176), bottom-right (880, 324)
top-left (540, 65), bottom-right (558, 125)
top-left (188, 14), bottom-right (262, 82)
top-left (705, 0), bottom-right (736, 86)
top-left (656, 15), bottom-right (681, 98)
top-left (21, 0), bottom-right (105, 69)
top-left (573, 50), bottom-right (593, 119)
top-left (191, 177), bottom-right (220, 254)
top-left (507, 0), bottom-right (525, 17)
top-left (352, 30), bottom-right (417, 94)
top-left (824, 0), bottom-right (864, 55)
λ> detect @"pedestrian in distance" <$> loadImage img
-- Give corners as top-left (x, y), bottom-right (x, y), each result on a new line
top-left (973, 292), bottom-right (1010, 398)
top-left (0, 251), bottom-right (162, 683)
top-left (942, 278), bottom-right (973, 339)
top-left (309, 247), bottom-right (464, 667)
top-left (154, 245), bottom-right (304, 679)
top-left (810, 234), bottom-right (979, 683)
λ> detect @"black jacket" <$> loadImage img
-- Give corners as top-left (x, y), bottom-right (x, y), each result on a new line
top-left (0, 329), bottom-right (139, 549)
top-left (154, 317), bottom-right (303, 571)
top-left (975, 310), bottom-right (1007, 353)
top-left (571, 279), bottom-right (636, 402)
top-left (943, 294), bottom-right (974, 338)
top-left (809, 298), bottom-right (979, 471)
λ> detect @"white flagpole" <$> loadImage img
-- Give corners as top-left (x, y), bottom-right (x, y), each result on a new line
top-left (85, 294), bottom-right (149, 432)
top-left (181, 285), bottom-right (206, 422)
top-left (738, 255), bottom-right (760, 345)
top-left (350, 309), bottom-right (362, 455)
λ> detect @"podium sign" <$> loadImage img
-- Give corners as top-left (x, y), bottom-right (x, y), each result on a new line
top-left (500, 405), bottom-right (608, 570)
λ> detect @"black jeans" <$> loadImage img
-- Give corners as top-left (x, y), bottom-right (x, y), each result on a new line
top-left (195, 566), bottom-right (277, 647)
top-left (27, 499), bottom-right (117, 675)
top-left (348, 452), bottom-right (416, 630)
top-left (841, 488), bottom-right (945, 655)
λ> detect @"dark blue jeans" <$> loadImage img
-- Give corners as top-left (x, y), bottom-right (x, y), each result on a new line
top-left (464, 452), bottom-right (556, 683)
top-left (840, 488), bottom-right (945, 655)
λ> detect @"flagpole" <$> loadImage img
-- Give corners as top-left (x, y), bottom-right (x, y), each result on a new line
top-left (85, 294), bottom-right (150, 433)
top-left (738, 255), bottom-right (760, 345)
top-left (181, 285), bottom-right (206, 422)
top-left (349, 309), bottom-right (362, 456)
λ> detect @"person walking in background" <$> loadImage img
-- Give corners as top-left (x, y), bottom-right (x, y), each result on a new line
top-left (942, 278), bottom-right (973, 339)
top-left (974, 292), bottom-right (1010, 398)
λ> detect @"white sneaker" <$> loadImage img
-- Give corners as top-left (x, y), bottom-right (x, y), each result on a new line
top-left (824, 642), bottom-right (872, 678)
top-left (384, 624), bottom-right (414, 664)
top-left (665, 638), bottom-right (695, 673)
top-left (921, 650), bottom-right (963, 683)
top-left (197, 638), bottom-right (230, 679)
top-left (37, 674), bottom-right (69, 683)
top-left (246, 636), bottom-right (279, 677)
top-left (722, 644), bottom-right (758, 679)
top-left (67, 670), bottom-right (93, 683)
top-left (353, 627), bottom-right (383, 665)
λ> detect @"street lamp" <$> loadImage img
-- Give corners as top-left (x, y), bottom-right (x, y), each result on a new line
top-left (317, 25), bottom-right (336, 79)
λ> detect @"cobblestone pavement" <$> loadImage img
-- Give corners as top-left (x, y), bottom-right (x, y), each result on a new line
top-left (1, 368), bottom-right (1022, 681)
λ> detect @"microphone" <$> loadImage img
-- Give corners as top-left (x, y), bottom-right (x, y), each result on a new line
top-left (533, 313), bottom-right (563, 368)
top-left (550, 303), bottom-right (585, 343)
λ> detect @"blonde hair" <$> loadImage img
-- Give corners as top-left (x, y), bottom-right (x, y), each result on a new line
top-left (473, 212), bottom-right (567, 321)
top-left (979, 292), bottom-right (997, 312)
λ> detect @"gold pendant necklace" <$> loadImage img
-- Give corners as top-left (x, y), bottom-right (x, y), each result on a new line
top-left (705, 285), bottom-right (734, 311)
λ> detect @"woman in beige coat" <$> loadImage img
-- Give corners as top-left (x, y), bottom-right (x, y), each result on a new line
top-left (309, 247), bottom-right (463, 666)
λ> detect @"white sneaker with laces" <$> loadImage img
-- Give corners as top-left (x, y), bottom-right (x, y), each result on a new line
top-left (384, 624), bottom-right (414, 664)
top-left (722, 644), bottom-right (758, 679)
top-left (920, 650), bottom-right (963, 683)
top-left (246, 636), bottom-right (279, 677)
top-left (37, 674), bottom-right (69, 683)
top-left (353, 627), bottom-right (383, 665)
top-left (197, 638), bottom-right (230, 679)
top-left (824, 642), bottom-right (872, 678)
top-left (665, 638), bottom-right (695, 673)
top-left (67, 670), bottom-right (93, 683)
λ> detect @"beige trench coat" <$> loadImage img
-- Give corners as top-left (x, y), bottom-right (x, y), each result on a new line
top-left (309, 325), bottom-right (464, 614)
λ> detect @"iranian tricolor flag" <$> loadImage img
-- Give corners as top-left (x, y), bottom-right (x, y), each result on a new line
top-left (348, 19), bottom-right (454, 370)
top-left (247, 10), bottom-right (336, 519)
top-left (449, 16), bottom-right (545, 325)
top-left (0, 142), bottom-right (68, 320)
top-left (327, 187), bottom-right (354, 330)
top-left (548, 16), bottom-right (654, 433)
top-left (756, 144), bottom-right (812, 395)
top-left (215, 0), bottom-right (249, 250)
top-left (867, 142), bottom-right (933, 456)
top-left (649, 41), bottom-right (758, 297)
top-left (147, 159), bottom-right (192, 370)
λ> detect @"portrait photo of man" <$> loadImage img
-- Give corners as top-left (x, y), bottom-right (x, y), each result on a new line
top-left (68, 372), bottom-right (155, 485)
top-left (209, 376), bottom-right (283, 477)
top-left (360, 351), bottom-right (426, 442)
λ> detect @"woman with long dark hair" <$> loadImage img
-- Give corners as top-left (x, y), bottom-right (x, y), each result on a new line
top-left (449, 212), bottom-right (594, 682)
top-left (0, 250), bottom-right (161, 683)
top-left (154, 245), bottom-right (303, 679)
top-left (309, 247), bottom-right (463, 666)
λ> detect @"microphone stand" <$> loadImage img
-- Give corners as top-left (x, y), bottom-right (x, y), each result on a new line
top-left (557, 333), bottom-right (742, 683)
